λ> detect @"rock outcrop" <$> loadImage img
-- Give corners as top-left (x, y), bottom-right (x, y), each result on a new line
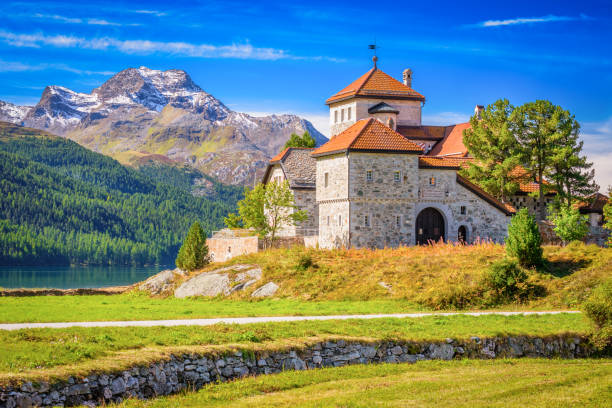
top-left (138, 268), bottom-right (186, 295)
top-left (173, 265), bottom-right (262, 298)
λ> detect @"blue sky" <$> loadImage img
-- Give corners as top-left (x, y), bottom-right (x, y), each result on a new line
top-left (1, 0), bottom-right (611, 187)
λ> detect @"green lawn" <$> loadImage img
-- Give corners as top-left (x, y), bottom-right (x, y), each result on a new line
top-left (118, 359), bottom-right (612, 407)
top-left (0, 314), bottom-right (589, 380)
top-left (0, 296), bottom-right (429, 323)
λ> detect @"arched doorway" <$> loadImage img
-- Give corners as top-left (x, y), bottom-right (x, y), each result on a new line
top-left (416, 208), bottom-right (445, 245)
top-left (458, 225), bottom-right (467, 244)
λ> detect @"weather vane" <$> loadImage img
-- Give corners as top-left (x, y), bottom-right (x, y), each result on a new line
top-left (368, 41), bottom-right (379, 68)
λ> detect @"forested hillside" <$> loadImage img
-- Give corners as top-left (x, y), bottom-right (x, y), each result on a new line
top-left (0, 122), bottom-right (242, 266)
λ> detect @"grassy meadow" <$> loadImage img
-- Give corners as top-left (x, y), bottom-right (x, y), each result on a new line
top-left (0, 313), bottom-right (588, 384)
top-left (117, 359), bottom-right (612, 408)
top-left (1, 242), bottom-right (610, 323)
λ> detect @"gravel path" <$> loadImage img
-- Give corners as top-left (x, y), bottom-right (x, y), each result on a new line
top-left (0, 311), bottom-right (580, 331)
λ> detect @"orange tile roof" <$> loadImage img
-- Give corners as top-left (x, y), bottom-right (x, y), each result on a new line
top-left (270, 147), bottom-right (290, 163)
top-left (311, 118), bottom-right (423, 157)
top-left (456, 174), bottom-right (516, 215)
top-left (428, 123), bottom-right (471, 157)
top-left (418, 156), bottom-right (472, 169)
top-left (326, 68), bottom-right (425, 104)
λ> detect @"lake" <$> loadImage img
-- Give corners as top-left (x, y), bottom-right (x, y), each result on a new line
top-left (0, 265), bottom-right (170, 289)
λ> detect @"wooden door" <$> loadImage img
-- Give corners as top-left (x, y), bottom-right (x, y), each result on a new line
top-left (416, 208), bottom-right (445, 245)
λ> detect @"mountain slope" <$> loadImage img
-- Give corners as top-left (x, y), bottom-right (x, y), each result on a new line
top-left (0, 122), bottom-right (241, 266)
top-left (1, 67), bottom-right (327, 185)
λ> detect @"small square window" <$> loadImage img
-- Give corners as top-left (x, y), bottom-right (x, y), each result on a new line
top-left (429, 176), bottom-right (436, 186)
top-left (364, 215), bottom-right (370, 227)
top-left (366, 170), bottom-right (373, 182)
top-left (324, 172), bottom-right (329, 187)
top-left (395, 215), bottom-right (401, 227)
top-left (394, 171), bottom-right (400, 183)
top-left (460, 206), bottom-right (466, 215)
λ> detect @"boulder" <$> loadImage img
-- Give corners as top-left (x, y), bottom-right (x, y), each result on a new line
top-left (174, 265), bottom-right (262, 298)
top-left (251, 282), bottom-right (279, 297)
top-left (139, 268), bottom-right (186, 295)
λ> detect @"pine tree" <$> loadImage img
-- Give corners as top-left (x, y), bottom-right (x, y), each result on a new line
top-left (548, 121), bottom-right (598, 209)
top-left (175, 222), bottom-right (209, 271)
top-left (283, 131), bottom-right (316, 149)
top-left (461, 99), bottom-right (522, 202)
top-left (515, 100), bottom-right (570, 220)
top-left (506, 208), bottom-right (543, 267)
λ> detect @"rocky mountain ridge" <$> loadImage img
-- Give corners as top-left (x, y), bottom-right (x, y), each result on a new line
top-left (1, 67), bottom-right (327, 184)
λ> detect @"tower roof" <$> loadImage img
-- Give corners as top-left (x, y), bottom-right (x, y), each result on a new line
top-left (326, 68), bottom-right (425, 105)
top-left (312, 118), bottom-right (423, 157)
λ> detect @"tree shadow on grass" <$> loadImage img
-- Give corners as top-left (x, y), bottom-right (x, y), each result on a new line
top-left (537, 258), bottom-right (591, 278)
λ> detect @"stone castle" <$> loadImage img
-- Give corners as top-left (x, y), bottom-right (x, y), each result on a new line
top-left (263, 57), bottom-right (522, 249)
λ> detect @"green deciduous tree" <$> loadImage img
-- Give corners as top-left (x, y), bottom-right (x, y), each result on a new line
top-left (506, 208), bottom-right (543, 267)
top-left (604, 188), bottom-right (612, 246)
top-left (462, 99), bottom-right (522, 202)
top-left (548, 205), bottom-right (589, 245)
top-left (224, 181), bottom-right (307, 247)
top-left (175, 222), bottom-right (209, 271)
top-left (283, 131), bottom-right (316, 149)
top-left (515, 100), bottom-right (578, 220)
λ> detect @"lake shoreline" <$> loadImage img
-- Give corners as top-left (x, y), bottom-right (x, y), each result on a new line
top-left (0, 286), bottom-right (130, 297)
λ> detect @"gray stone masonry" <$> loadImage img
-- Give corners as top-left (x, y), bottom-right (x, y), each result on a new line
top-left (0, 335), bottom-right (600, 407)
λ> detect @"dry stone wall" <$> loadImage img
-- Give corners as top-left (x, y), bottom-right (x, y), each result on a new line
top-left (0, 335), bottom-right (598, 407)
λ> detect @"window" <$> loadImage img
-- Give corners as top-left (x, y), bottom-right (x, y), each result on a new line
top-left (327, 216), bottom-right (330, 226)
top-left (394, 171), bottom-right (400, 183)
top-left (429, 176), bottom-right (436, 186)
top-left (396, 215), bottom-right (401, 227)
top-left (334, 110), bottom-right (338, 123)
top-left (364, 215), bottom-right (370, 227)
top-left (338, 214), bottom-right (342, 226)
top-left (347, 107), bottom-right (352, 120)
top-left (324, 172), bottom-right (329, 187)
top-left (460, 206), bottom-right (466, 215)
top-left (341, 109), bottom-right (344, 122)
top-left (366, 170), bottom-right (373, 182)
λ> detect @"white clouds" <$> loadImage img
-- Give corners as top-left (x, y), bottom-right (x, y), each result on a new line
top-left (132, 10), bottom-right (167, 17)
top-left (470, 14), bottom-right (589, 28)
top-left (581, 117), bottom-right (612, 191)
top-left (32, 13), bottom-right (138, 27)
top-left (0, 59), bottom-right (113, 76)
top-left (0, 30), bottom-right (339, 62)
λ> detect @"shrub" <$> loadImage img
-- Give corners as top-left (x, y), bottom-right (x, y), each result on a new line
top-left (583, 279), bottom-right (612, 349)
top-left (175, 222), bottom-right (209, 271)
top-left (506, 208), bottom-right (543, 267)
top-left (295, 252), bottom-right (317, 271)
top-left (483, 258), bottom-right (530, 303)
top-left (548, 205), bottom-right (589, 245)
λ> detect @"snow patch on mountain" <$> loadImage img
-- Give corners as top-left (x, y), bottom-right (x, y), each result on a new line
top-left (0, 101), bottom-right (32, 124)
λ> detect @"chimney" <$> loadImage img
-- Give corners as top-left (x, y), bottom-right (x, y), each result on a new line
top-left (402, 68), bottom-right (413, 87)
top-left (474, 105), bottom-right (484, 120)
